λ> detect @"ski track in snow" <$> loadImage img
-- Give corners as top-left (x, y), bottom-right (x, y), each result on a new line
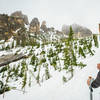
top-left (0, 46), bottom-right (100, 100)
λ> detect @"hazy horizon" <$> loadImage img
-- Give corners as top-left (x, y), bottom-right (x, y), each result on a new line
top-left (0, 0), bottom-right (100, 33)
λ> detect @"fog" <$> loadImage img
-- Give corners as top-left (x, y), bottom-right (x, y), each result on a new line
top-left (0, 0), bottom-right (100, 33)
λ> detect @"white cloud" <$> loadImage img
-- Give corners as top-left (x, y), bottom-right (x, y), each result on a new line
top-left (0, 0), bottom-right (100, 33)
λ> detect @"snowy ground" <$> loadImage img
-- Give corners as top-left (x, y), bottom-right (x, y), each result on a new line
top-left (0, 41), bottom-right (100, 100)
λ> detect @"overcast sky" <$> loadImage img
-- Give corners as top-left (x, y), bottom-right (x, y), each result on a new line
top-left (0, 0), bottom-right (100, 33)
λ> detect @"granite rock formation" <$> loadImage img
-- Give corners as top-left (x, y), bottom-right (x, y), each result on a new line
top-left (40, 21), bottom-right (48, 32)
top-left (29, 18), bottom-right (40, 33)
top-left (0, 14), bottom-right (25, 40)
top-left (62, 24), bottom-right (92, 38)
top-left (11, 11), bottom-right (29, 25)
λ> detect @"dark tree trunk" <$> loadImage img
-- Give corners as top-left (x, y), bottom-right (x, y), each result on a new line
top-left (0, 53), bottom-right (27, 67)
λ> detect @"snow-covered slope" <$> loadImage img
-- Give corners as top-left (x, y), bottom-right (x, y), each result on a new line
top-left (0, 43), bottom-right (100, 100)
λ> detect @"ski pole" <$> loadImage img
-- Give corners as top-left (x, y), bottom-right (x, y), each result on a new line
top-left (89, 77), bottom-right (94, 100)
top-left (89, 85), bottom-right (93, 100)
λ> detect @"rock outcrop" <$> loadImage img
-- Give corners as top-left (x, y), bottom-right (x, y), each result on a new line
top-left (62, 24), bottom-right (92, 38)
top-left (29, 18), bottom-right (40, 33)
top-left (40, 21), bottom-right (48, 32)
top-left (11, 11), bottom-right (29, 25)
top-left (48, 27), bottom-right (55, 32)
top-left (0, 14), bottom-right (25, 40)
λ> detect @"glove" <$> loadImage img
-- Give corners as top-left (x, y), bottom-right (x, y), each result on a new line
top-left (87, 76), bottom-right (92, 86)
top-left (87, 76), bottom-right (94, 86)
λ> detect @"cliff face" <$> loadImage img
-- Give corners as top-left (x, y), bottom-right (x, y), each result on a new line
top-left (0, 12), bottom-right (93, 41)
top-left (11, 11), bottom-right (29, 25)
top-left (62, 24), bottom-right (92, 38)
top-left (0, 14), bottom-right (25, 40)
top-left (29, 18), bottom-right (40, 33)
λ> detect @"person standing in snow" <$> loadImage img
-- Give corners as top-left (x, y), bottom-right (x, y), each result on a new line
top-left (87, 63), bottom-right (100, 88)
